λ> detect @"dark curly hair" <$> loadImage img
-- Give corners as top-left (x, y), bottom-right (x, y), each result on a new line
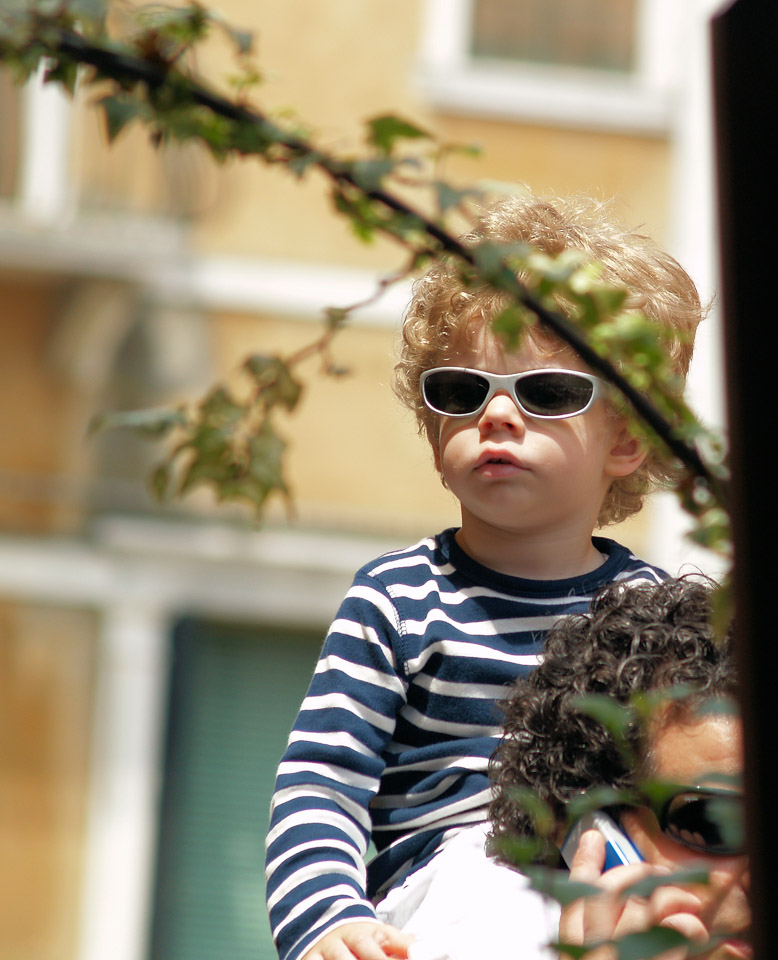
top-left (488, 577), bottom-right (736, 858)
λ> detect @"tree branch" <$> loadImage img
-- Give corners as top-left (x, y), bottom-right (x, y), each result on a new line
top-left (2, 13), bottom-right (728, 518)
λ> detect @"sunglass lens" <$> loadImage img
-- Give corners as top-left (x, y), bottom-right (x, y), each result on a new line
top-left (424, 371), bottom-right (490, 415)
top-left (516, 372), bottom-right (594, 416)
top-left (664, 792), bottom-right (744, 855)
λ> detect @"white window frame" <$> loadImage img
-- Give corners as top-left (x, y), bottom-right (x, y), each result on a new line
top-left (415, 0), bottom-right (684, 135)
top-left (14, 64), bottom-right (75, 221)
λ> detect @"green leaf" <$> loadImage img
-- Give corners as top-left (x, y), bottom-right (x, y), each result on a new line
top-left (228, 117), bottom-right (275, 156)
top-left (491, 305), bottom-right (528, 351)
top-left (186, 424), bottom-right (229, 457)
top-left (554, 926), bottom-right (699, 960)
top-left (590, 284), bottom-right (628, 315)
top-left (332, 188), bottom-right (377, 244)
top-left (87, 405), bottom-right (187, 438)
top-left (692, 696), bottom-right (740, 719)
top-left (43, 56), bottom-right (79, 95)
top-left (66, 0), bottom-right (111, 23)
top-left (522, 866), bottom-right (601, 906)
top-left (505, 785), bottom-right (555, 835)
top-left (383, 209), bottom-right (428, 243)
top-left (177, 452), bottom-right (231, 494)
top-left (219, 478), bottom-right (269, 509)
top-left (526, 248), bottom-right (583, 285)
top-left (572, 694), bottom-right (634, 745)
top-left (366, 114), bottom-right (430, 155)
top-left (489, 833), bottom-right (548, 868)
top-left (609, 925), bottom-right (691, 960)
top-left (566, 786), bottom-right (635, 822)
top-left (243, 355), bottom-right (303, 412)
top-left (200, 386), bottom-right (248, 425)
top-left (623, 866), bottom-right (710, 900)
top-left (1, 41), bottom-right (49, 85)
top-left (551, 942), bottom-right (589, 960)
top-left (287, 149), bottom-right (322, 179)
top-left (433, 181), bottom-right (476, 214)
top-left (243, 355), bottom-right (277, 378)
top-left (99, 94), bottom-right (143, 143)
top-left (248, 421), bottom-right (287, 490)
top-left (470, 240), bottom-right (530, 291)
top-left (149, 462), bottom-right (171, 502)
top-left (470, 240), bottom-right (509, 278)
top-left (135, 2), bottom-right (209, 47)
top-left (222, 24), bottom-right (253, 56)
top-left (445, 141), bottom-right (482, 159)
top-left (324, 307), bottom-right (349, 330)
top-left (351, 158), bottom-right (396, 192)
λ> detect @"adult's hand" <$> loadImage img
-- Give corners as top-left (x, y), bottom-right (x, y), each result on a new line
top-left (558, 829), bottom-right (708, 959)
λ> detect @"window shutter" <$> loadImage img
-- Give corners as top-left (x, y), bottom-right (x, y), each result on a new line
top-left (150, 617), bottom-right (320, 960)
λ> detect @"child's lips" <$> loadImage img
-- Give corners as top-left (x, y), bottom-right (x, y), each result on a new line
top-left (474, 450), bottom-right (526, 477)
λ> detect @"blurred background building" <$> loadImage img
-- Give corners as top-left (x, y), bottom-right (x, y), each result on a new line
top-left (0, 1), bottom-right (726, 958)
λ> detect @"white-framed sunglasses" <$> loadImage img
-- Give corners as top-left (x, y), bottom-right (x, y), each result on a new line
top-left (420, 367), bottom-right (606, 420)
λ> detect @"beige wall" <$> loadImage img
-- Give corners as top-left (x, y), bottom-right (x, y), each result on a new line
top-left (68, 1), bottom-right (672, 263)
top-left (0, 7), bottom-right (681, 960)
top-left (193, 0), bottom-right (672, 266)
top-left (0, 601), bottom-right (97, 960)
top-left (0, 276), bottom-right (83, 532)
top-left (436, 116), bottom-right (672, 244)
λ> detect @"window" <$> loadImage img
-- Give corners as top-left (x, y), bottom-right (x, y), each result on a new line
top-left (416, 0), bottom-right (681, 134)
top-left (149, 617), bottom-right (321, 960)
top-left (471, 0), bottom-right (637, 72)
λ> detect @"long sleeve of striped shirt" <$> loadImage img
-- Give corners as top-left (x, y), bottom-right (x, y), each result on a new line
top-left (264, 529), bottom-right (665, 960)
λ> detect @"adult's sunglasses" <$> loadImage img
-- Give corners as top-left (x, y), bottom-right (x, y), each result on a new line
top-left (626, 785), bottom-right (745, 857)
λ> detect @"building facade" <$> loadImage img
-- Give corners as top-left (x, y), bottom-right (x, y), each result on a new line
top-left (0, 2), bottom-right (723, 958)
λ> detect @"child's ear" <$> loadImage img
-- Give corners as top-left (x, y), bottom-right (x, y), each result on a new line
top-left (432, 444), bottom-right (451, 488)
top-left (605, 423), bottom-right (648, 478)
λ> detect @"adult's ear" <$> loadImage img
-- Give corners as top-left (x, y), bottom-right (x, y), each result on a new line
top-left (605, 423), bottom-right (648, 478)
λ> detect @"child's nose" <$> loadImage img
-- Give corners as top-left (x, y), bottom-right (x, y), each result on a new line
top-left (478, 391), bottom-right (526, 433)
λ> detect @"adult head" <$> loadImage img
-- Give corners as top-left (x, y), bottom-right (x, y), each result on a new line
top-left (489, 577), bottom-right (749, 959)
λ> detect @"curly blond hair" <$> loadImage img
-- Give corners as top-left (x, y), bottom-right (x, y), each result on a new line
top-left (393, 191), bottom-right (704, 526)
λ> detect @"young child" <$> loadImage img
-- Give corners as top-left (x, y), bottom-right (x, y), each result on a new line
top-left (264, 192), bottom-right (703, 960)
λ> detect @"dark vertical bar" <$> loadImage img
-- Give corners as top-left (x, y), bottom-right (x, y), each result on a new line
top-left (712, 1), bottom-right (778, 955)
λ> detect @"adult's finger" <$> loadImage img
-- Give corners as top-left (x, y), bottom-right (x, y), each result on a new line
top-left (562, 835), bottom-right (679, 948)
top-left (567, 830), bottom-right (607, 883)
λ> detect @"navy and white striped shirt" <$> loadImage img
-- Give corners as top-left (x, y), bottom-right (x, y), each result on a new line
top-left (265, 529), bottom-right (665, 960)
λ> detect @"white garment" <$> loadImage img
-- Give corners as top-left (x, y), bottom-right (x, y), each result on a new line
top-left (375, 824), bottom-right (561, 960)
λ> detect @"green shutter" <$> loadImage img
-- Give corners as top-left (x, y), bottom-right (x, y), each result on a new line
top-left (150, 617), bottom-right (321, 960)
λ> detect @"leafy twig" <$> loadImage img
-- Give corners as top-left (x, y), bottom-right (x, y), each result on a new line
top-left (0, 1), bottom-right (729, 543)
